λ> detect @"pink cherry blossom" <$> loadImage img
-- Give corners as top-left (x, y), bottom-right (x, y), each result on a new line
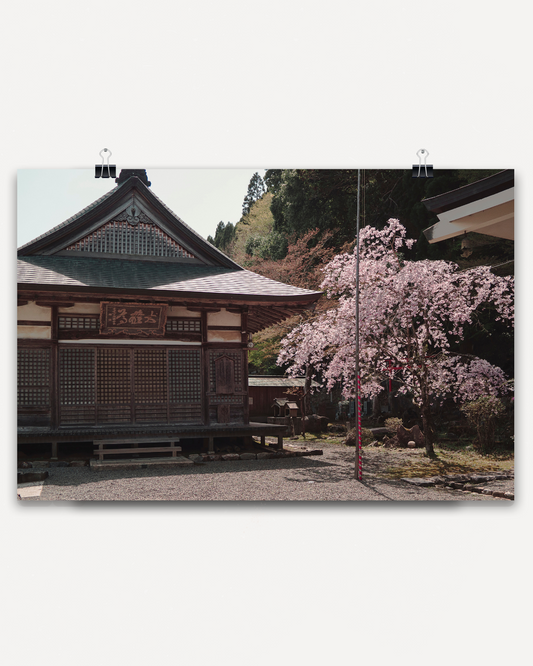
top-left (278, 219), bottom-right (514, 456)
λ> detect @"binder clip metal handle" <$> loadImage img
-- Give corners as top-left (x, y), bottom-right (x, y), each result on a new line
top-left (412, 149), bottom-right (433, 178)
top-left (95, 148), bottom-right (116, 179)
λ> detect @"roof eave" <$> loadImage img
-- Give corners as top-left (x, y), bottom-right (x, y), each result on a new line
top-left (422, 169), bottom-right (514, 215)
top-left (17, 281), bottom-right (322, 304)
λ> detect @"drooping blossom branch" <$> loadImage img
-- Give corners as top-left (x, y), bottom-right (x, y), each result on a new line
top-left (278, 219), bottom-right (514, 456)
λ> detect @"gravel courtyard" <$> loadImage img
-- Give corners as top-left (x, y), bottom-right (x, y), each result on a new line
top-left (18, 441), bottom-right (512, 502)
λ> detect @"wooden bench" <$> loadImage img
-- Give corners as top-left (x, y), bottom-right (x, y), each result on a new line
top-left (259, 434), bottom-right (284, 451)
top-left (93, 437), bottom-right (181, 462)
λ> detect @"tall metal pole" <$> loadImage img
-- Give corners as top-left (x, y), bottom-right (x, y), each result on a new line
top-left (355, 169), bottom-right (362, 480)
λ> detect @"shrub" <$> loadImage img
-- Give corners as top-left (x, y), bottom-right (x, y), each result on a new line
top-left (245, 234), bottom-right (264, 256)
top-left (461, 396), bottom-right (505, 454)
top-left (344, 427), bottom-right (374, 447)
top-left (258, 231), bottom-right (288, 260)
top-left (384, 417), bottom-right (403, 432)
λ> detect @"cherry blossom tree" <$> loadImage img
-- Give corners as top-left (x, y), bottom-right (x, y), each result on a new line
top-left (278, 219), bottom-right (514, 457)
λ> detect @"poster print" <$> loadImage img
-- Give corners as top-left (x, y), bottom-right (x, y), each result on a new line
top-left (17, 168), bottom-right (514, 502)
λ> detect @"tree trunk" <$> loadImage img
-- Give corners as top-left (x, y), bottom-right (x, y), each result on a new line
top-left (420, 381), bottom-right (436, 458)
top-left (372, 395), bottom-right (381, 419)
top-left (303, 364), bottom-right (312, 416)
top-left (300, 365), bottom-right (313, 440)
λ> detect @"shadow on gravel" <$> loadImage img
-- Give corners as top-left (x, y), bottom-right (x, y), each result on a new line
top-left (360, 478), bottom-right (436, 501)
top-left (283, 462), bottom-right (353, 485)
top-left (281, 465), bottom-right (456, 501)
top-left (36, 456), bottom-right (337, 488)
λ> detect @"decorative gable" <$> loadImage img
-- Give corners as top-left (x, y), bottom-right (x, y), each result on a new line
top-left (64, 216), bottom-right (197, 259)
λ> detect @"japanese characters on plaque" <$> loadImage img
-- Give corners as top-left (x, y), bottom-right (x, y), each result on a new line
top-left (100, 302), bottom-right (168, 337)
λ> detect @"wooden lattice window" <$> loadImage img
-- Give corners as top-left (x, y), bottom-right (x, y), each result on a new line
top-left (166, 318), bottom-right (202, 333)
top-left (134, 348), bottom-right (168, 403)
top-left (17, 348), bottom-right (50, 407)
top-left (168, 349), bottom-right (201, 402)
top-left (58, 316), bottom-right (99, 330)
top-left (59, 348), bottom-right (95, 405)
top-left (55, 344), bottom-right (203, 426)
top-left (97, 348), bottom-right (131, 403)
top-left (64, 220), bottom-right (196, 258)
top-left (211, 395), bottom-right (242, 404)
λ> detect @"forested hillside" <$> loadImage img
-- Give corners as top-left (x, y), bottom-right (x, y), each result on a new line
top-left (208, 170), bottom-right (514, 377)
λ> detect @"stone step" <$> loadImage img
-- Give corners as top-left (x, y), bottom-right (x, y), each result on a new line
top-left (90, 456), bottom-right (194, 471)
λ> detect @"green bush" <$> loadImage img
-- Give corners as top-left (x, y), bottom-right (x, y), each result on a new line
top-left (245, 234), bottom-right (264, 256)
top-left (258, 231), bottom-right (288, 260)
top-left (461, 396), bottom-right (505, 454)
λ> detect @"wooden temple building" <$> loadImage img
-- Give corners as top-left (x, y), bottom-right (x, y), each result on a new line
top-left (17, 170), bottom-right (321, 459)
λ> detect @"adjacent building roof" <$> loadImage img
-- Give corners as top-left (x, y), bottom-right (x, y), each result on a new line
top-left (422, 170), bottom-right (514, 243)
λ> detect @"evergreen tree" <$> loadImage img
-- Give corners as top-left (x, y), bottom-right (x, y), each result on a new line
top-left (210, 221), bottom-right (236, 253)
top-left (264, 169), bottom-right (283, 194)
top-left (242, 172), bottom-right (266, 217)
top-left (267, 169), bottom-right (501, 257)
top-left (213, 221), bottom-right (226, 246)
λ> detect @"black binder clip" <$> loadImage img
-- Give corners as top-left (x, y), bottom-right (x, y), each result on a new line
top-left (95, 148), bottom-right (116, 178)
top-left (412, 149), bottom-right (433, 178)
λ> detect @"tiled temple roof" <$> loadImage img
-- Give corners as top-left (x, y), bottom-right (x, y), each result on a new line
top-left (18, 255), bottom-right (320, 300)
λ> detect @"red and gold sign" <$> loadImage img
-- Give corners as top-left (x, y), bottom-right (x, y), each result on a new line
top-left (100, 302), bottom-right (168, 337)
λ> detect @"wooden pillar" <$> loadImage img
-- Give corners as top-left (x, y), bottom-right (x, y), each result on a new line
top-left (277, 434), bottom-right (283, 451)
top-left (208, 437), bottom-right (214, 454)
top-left (51, 441), bottom-right (58, 460)
top-left (241, 308), bottom-right (250, 425)
top-left (201, 310), bottom-right (210, 426)
top-left (50, 305), bottom-right (59, 429)
top-left (260, 434), bottom-right (265, 447)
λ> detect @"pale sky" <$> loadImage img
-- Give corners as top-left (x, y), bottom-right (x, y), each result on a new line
top-left (17, 168), bottom-right (265, 248)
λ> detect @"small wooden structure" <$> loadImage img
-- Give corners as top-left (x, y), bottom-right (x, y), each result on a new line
top-left (248, 375), bottom-right (319, 420)
top-left (272, 398), bottom-right (299, 418)
top-left (17, 170), bottom-right (322, 459)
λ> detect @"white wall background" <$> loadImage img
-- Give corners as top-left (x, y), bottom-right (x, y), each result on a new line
top-left (3, 2), bottom-right (531, 665)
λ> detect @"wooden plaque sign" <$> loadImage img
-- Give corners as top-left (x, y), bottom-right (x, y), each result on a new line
top-left (100, 302), bottom-right (168, 337)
